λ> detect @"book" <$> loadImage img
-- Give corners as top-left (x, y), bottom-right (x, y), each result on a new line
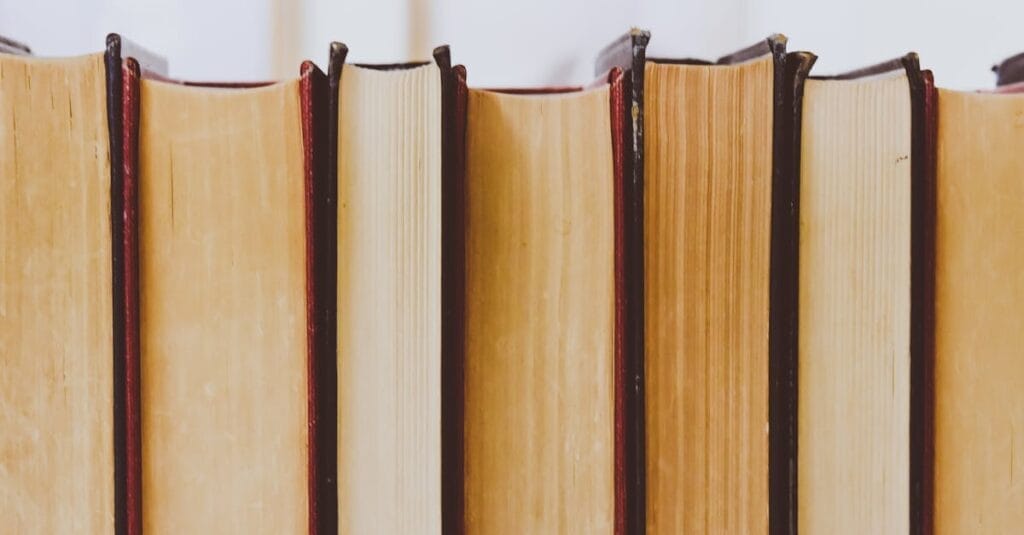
top-left (796, 55), bottom-right (934, 534)
top-left (0, 34), bottom-right (164, 534)
top-left (637, 35), bottom-right (807, 534)
top-left (0, 43), bottom-right (116, 535)
top-left (934, 82), bottom-right (1024, 533)
top-left (459, 69), bottom-right (628, 533)
top-left (128, 54), bottom-right (332, 533)
top-left (331, 43), bottom-right (461, 534)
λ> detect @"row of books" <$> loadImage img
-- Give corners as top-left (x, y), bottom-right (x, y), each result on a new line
top-left (2, 29), bottom-right (1022, 534)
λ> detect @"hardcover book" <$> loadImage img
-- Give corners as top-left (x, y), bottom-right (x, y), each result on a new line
top-left (459, 67), bottom-right (628, 534)
top-left (797, 54), bottom-right (935, 534)
top-left (330, 43), bottom-right (463, 534)
top-left (635, 35), bottom-right (808, 534)
top-left (934, 78), bottom-right (1024, 534)
top-left (0, 34), bottom-right (164, 534)
top-left (0, 40), bottom-right (117, 535)
top-left (124, 50), bottom-right (333, 534)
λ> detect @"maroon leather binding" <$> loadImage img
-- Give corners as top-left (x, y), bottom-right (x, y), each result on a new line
top-left (595, 31), bottom-right (649, 535)
top-left (105, 34), bottom-right (166, 535)
top-left (606, 66), bottom-right (628, 535)
top-left (120, 58), bottom-right (142, 535)
top-left (301, 59), bottom-right (335, 535)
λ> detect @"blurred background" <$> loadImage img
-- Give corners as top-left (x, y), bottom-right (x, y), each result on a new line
top-left (0, 0), bottom-right (1021, 89)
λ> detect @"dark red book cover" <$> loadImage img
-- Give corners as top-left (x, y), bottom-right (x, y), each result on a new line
top-left (104, 34), bottom-right (167, 535)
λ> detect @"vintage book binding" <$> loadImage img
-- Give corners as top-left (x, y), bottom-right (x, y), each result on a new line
top-left (106, 33), bottom-right (168, 535)
top-left (796, 54), bottom-right (935, 535)
top-left (459, 65), bottom-right (628, 533)
top-left (594, 29), bottom-right (650, 535)
top-left (328, 42), bottom-right (464, 534)
top-left (637, 34), bottom-right (811, 534)
top-left (117, 41), bottom-right (331, 533)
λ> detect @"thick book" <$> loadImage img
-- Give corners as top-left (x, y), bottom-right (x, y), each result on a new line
top-left (616, 34), bottom-right (809, 534)
top-left (934, 79), bottom-right (1024, 532)
top-left (797, 55), bottom-right (935, 534)
top-left (0, 34), bottom-right (163, 534)
top-left (458, 67), bottom-right (629, 533)
top-left (119, 48), bottom-right (333, 533)
top-left (329, 43), bottom-right (463, 534)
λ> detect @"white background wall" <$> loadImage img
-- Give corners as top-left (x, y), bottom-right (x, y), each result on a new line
top-left (2, 0), bottom-right (1023, 89)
